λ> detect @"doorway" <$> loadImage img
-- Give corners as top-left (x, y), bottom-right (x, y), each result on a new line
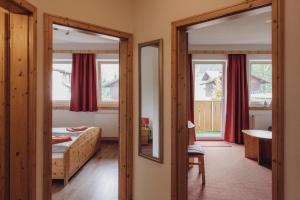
top-left (171, 0), bottom-right (284, 200)
top-left (43, 14), bottom-right (133, 200)
top-left (50, 24), bottom-right (121, 199)
top-left (193, 61), bottom-right (226, 140)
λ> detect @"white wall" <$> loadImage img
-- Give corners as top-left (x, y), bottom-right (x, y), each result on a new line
top-left (249, 110), bottom-right (272, 130)
top-left (141, 46), bottom-right (160, 157)
top-left (53, 109), bottom-right (119, 137)
top-left (22, 0), bottom-right (300, 199)
top-left (284, 1), bottom-right (300, 199)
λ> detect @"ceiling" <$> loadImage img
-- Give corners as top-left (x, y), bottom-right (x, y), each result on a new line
top-left (53, 24), bottom-right (119, 50)
top-left (188, 7), bottom-right (272, 45)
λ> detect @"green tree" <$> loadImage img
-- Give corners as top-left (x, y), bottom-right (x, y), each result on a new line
top-left (212, 78), bottom-right (223, 100)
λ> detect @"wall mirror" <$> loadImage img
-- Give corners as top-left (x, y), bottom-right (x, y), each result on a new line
top-left (138, 39), bottom-right (163, 163)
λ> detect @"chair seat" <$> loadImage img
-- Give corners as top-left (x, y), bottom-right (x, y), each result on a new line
top-left (188, 144), bottom-right (206, 184)
top-left (188, 145), bottom-right (205, 155)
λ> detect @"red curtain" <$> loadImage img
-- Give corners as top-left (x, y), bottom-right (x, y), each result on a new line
top-left (224, 54), bottom-right (249, 144)
top-left (70, 53), bottom-right (98, 112)
top-left (187, 54), bottom-right (196, 144)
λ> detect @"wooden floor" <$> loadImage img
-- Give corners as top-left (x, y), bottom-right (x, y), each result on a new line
top-left (52, 141), bottom-right (119, 200)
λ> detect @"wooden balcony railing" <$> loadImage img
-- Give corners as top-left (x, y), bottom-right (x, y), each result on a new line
top-left (194, 100), bottom-right (223, 132)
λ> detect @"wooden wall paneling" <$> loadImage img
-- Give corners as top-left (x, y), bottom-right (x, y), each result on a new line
top-left (171, 0), bottom-right (283, 200)
top-left (119, 39), bottom-right (128, 200)
top-left (125, 35), bottom-right (133, 200)
top-left (176, 28), bottom-right (189, 200)
top-left (0, 9), bottom-right (9, 200)
top-left (201, 102), bottom-right (212, 131)
top-left (271, 0), bottom-right (284, 199)
top-left (119, 35), bottom-right (133, 200)
top-left (27, 7), bottom-right (37, 200)
top-left (171, 24), bottom-right (178, 200)
top-left (0, 10), bottom-right (5, 199)
top-left (9, 12), bottom-right (29, 200)
top-left (43, 14), bottom-right (53, 200)
top-left (0, 1), bottom-right (28, 15)
top-left (212, 101), bottom-right (222, 131)
top-left (0, 1), bottom-right (37, 199)
top-left (194, 101), bottom-right (222, 132)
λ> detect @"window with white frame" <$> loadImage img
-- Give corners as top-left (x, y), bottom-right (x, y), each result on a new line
top-left (52, 62), bottom-right (72, 102)
top-left (52, 59), bottom-right (119, 107)
top-left (97, 62), bottom-right (119, 104)
top-left (248, 61), bottom-right (272, 107)
top-left (193, 61), bottom-right (226, 101)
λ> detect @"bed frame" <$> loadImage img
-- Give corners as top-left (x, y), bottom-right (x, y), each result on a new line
top-left (52, 127), bottom-right (101, 184)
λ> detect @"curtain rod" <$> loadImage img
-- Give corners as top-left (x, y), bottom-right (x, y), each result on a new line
top-left (189, 50), bottom-right (271, 55)
top-left (53, 49), bottom-right (119, 54)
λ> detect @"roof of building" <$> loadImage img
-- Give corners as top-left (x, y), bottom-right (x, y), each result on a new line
top-left (200, 70), bottom-right (271, 85)
top-left (103, 79), bottom-right (119, 87)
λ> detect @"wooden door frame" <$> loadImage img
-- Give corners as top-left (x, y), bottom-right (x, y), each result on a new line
top-left (171, 0), bottom-right (284, 200)
top-left (0, 0), bottom-right (36, 199)
top-left (43, 14), bottom-right (133, 200)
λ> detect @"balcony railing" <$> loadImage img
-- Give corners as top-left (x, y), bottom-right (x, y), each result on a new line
top-left (194, 100), bottom-right (223, 132)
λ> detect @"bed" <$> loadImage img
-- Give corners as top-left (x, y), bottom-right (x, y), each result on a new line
top-left (52, 127), bottom-right (101, 184)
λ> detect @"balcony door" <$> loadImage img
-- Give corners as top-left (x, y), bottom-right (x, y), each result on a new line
top-left (193, 61), bottom-right (226, 140)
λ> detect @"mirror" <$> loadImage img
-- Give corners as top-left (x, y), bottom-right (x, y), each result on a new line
top-left (138, 39), bottom-right (163, 163)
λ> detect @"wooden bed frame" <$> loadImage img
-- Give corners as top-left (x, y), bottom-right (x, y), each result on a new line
top-left (52, 127), bottom-right (101, 184)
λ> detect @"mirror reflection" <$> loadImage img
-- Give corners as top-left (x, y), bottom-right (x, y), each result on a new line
top-left (139, 39), bottom-right (163, 163)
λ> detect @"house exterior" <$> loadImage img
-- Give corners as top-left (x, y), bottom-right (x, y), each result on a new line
top-left (102, 79), bottom-right (119, 100)
top-left (200, 70), bottom-right (271, 99)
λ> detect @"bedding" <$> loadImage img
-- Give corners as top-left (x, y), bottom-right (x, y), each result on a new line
top-left (52, 127), bottom-right (101, 184)
top-left (52, 128), bottom-right (83, 153)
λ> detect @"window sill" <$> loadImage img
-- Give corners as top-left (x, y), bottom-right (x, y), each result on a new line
top-left (249, 106), bottom-right (272, 111)
top-left (52, 103), bottom-right (119, 110)
top-left (98, 103), bottom-right (119, 110)
top-left (53, 104), bottom-right (70, 110)
top-left (53, 101), bottom-right (70, 110)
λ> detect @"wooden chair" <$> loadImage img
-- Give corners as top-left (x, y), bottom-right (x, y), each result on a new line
top-left (188, 145), bottom-right (205, 184)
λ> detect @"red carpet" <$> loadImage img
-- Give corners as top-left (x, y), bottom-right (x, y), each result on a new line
top-left (188, 141), bottom-right (271, 200)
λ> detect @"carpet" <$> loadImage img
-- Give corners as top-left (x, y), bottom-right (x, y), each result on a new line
top-left (196, 141), bottom-right (232, 147)
top-left (188, 141), bottom-right (271, 200)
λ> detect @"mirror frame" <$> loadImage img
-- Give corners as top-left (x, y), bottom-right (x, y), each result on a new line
top-left (138, 39), bottom-right (163, 163)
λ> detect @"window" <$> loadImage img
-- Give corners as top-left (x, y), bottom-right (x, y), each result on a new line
top-left (194, 62), bottom-right (226, 101)
top-left (98, 62), bottom-right (119, 105)
top-left (52, 59), bottom-right (119, 108)
top-left (193, 61), bottom-right (226, 139)
top-left (52, 62), bottom-right (72, 102)
top-left (248, 61), bottom-right (272, 107)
